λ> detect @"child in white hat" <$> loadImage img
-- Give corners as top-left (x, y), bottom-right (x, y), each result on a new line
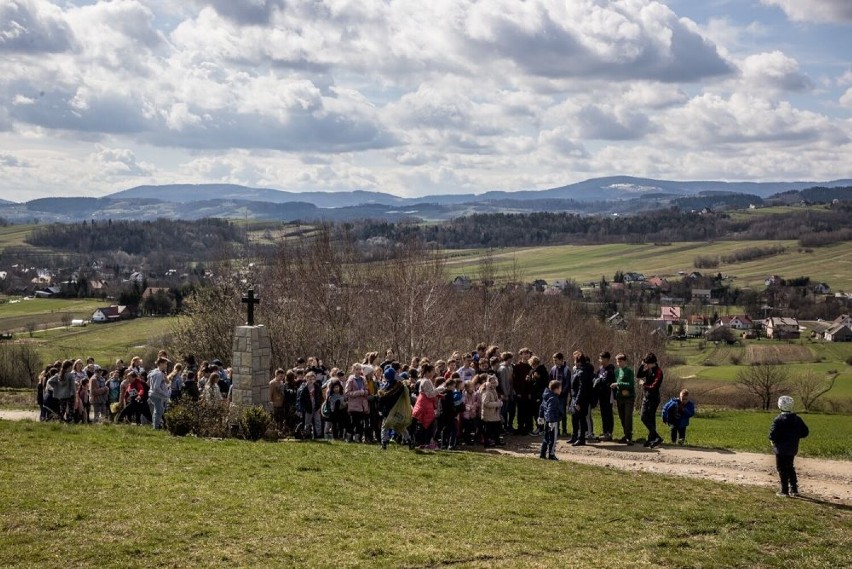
top-left (768, 396), bottom-right (810, 497)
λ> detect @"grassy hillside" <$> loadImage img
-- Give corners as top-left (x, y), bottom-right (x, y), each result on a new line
top-left (26, 317), bottom-right (177, 364)
top-left (445, 240), bottom-right (852, 291)
top-left (670, 339), bottom-right (852, 401)
top-left (0, 224), bottom-right (37, 249)
top-left (0, 298), bottom-right (104, 333)
top-left (0, 422), bottom-right (849, 568)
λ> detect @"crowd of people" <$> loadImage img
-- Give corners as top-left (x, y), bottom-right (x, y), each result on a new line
top-left (34, 342), bottom-right (810, 496)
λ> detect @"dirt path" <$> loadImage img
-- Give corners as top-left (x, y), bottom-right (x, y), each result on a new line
top-left (2, 410), bottom-right (849, 504)
top-left (497, 439), bottom-right (852, 505)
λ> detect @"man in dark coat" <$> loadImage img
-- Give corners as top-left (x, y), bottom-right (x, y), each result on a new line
top-left (569, 352), bottom-right (595, 446)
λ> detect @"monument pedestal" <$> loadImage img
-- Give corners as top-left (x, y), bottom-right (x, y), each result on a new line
top-left (230, 325), bottom-right (272, 408)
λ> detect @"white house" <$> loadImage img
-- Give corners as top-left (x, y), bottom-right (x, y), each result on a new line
top-left (92, 305), bottom-right (129, 323)
top-left (719, 315), bottom-right (754, 330)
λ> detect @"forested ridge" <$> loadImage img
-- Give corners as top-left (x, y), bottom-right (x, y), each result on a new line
top-left (346, 203), bottom-right (852, 248)
top-left (26, 218), bottom-right (245, 255)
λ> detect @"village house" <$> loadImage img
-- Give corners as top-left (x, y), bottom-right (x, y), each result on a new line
top-left (92, 305), bottom-right (131, 323)
top-left (824, 324), bottom-right (852, 342)
top-left (691, 288), bottom-right (712, 301)
top-left (622, 272), bottom-right (646, 284)
top-left (661, 306), bottom-right (682, 323)
top-left (646, 276), bottom-right (670, 291)
top-left (763, 317), bottom-right (800, 339)
top-left (833, 314), bottom-right (852, 328)
top-left (685, 315), bottom-right (708, 337)
top-left (813, 282), bottom-right (831, 295)
top-left (141, 287), bottom-right (169, 301)
top-left (718, 315), bottom-right (754, 331)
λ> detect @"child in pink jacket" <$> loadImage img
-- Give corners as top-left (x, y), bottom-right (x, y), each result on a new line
top-left (412, 365), bottom-right (441, 449)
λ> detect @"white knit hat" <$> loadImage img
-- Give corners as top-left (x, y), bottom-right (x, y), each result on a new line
top-left (777, 396), bottom-right (794, 412)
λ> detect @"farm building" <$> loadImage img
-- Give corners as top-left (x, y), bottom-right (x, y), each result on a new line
top-left (824, 324), bottom-right (852, 342)
top-left (92, 305), bottom-right (130, 323)
top-left (718, 315), bottom-right (754, 330)
top-left (763, 317), bottom-right (800, 340)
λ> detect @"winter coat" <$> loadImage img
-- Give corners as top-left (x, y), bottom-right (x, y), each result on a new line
top-left (297, 382), bottom-right (323, 414)
top-left (512, 362), bottom-right (533, 399)
top-left (594, 364), bottom-right (616, 405)
top-left (570, 363), bottom-right (595, 408)
top-left (769, 412), bottom-right (810, 456)
top-left (496, 364), bottom-right (514, 398)
top-left (480, 388), bottom-right (502, 423)
top-left (412, 391), bottom-right (439, 429)
top-left (550, 363), bottom-right (571, 401)
top-left (344, 375), bottom-right (370, 414)
top-left (439, 390), bottom-right (458, 421)
top-left (539, 389), bottom-right (564, 423)
top-left (462, 389), bottom-right (480, 420)
top-left (637, 364), bottom-right (663, 401)
top-left (662, 397), bottom-right (695, 428)
top-left (532, 364), bottom-right (550, 401)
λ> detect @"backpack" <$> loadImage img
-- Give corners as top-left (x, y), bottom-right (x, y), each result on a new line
top-left (661, 398), bottom-right (681, 425)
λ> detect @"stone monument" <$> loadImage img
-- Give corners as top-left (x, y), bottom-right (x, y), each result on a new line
top-left (230, 288), bottom-right (272, 408)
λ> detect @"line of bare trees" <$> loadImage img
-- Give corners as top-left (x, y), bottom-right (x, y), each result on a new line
top-left (170, 228), bottom-right (666, 372)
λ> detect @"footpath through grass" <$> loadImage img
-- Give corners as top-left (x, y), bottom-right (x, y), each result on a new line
top-left (1, 421), bottom-right (850, 568)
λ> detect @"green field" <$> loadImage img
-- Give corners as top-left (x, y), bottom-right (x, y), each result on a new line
top-left (669, 340), bottom-right (852, 401)
top-left (0, 421), bottom-right (849, 568)
top-left (0, 224), bottom-right (36, 249)
top-left (0, 298), bottom-right (104, 333)
top-left (26, 317), bottom-right (177, 364)
top-left (445, 240), bottom-right (852, 291)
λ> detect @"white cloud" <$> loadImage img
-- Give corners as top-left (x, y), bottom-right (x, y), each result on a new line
top-left (740, 51), bottom-right (812, 92)
top-left (841, 87), bottom-right (852, 108)
top-left (762, 0), bottom-right (852, 23)
top-left (0, 0), bottom-right (74, 53)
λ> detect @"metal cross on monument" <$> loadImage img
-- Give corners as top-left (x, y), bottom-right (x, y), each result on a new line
top-left (241, 288), bottom-right (260, 326)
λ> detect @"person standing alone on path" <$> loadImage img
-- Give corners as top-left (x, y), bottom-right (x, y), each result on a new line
top-left (636, 353), bottom-right (664, 448)
top-left (769, 396), bottom-right (809, 498)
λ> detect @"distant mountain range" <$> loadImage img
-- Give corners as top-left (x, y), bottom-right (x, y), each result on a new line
top-left (1, 176), bottom-right (850, 224)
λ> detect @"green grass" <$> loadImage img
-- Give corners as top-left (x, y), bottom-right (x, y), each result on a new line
top-left (686, 410), bottom-right (852, 459)
top-left (669, 340), bottom-right (852, 399)
top-left (0, 224), bottom-right (37, 249)
top-left (445, 240), bottom-right (852, 291)
top-left (28, 317), bottom-right (177, 364)
top-left (0, 421), bottom-right (849, 568)
top-left (0, 298), bottom-right (104, 333)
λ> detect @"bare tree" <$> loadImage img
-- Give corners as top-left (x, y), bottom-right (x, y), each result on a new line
top-left (735, 363), bottom-right (790, 411)
top-left (790, 370), bottom-right (837, 412)
top-left (61, 313), bottom-right (73, 327)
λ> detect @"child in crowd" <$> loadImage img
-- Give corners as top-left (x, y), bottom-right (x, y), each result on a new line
top-left (481, 375), bottom-right (504, 447)
top-left (662, 389), bottom-right (695, 445)
top-left (412, 365), bottom-right (439, 449)
top-left (322, 378), bottom-right (348, 440)
top-left (538, 379), bottom-right (563, 460)
top-left (438, 379), bottom-right (459, 450)
top-left (769, 396), bottom-right (809, 498)
top-left (461, 378), bottom-right (481, 445)
top-left (297, 371), bottom-right (323, 440)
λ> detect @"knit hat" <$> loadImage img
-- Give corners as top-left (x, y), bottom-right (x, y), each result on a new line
top-left (399, 372), bottom-right (410, 380)
top-left (383, 367), bottom-right (396, 381)
top-left (778, 396), bottom-right (794, 412)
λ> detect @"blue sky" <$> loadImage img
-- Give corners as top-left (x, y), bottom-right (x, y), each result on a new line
top-left (0, 0), bottom-right (850, 201)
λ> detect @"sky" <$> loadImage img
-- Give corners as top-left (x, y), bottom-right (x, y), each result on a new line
top-left (0, 0), bottom-right (851, 202)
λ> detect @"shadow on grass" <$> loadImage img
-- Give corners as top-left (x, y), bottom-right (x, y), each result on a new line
top-left (794, 495), bottom-right (852, 512)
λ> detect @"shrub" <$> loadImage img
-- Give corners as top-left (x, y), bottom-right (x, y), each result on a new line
top-left (846, 356), bottom-right (852, 366)
top-left (237, 406), bottom-right (272, 442)
top-left (164, 398), bottom-right (229, 438)
top-left (729, 355), bottom-right (741, 365)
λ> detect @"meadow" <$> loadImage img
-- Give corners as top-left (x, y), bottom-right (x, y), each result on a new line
top-left (0, 421), bottom-right (849, 569)
top-left (669, 339), bottom-right (852, 402)
top-left (0, 298), bottom-right (104, 333)
top-left (444, 240), bottom-right (852, 291)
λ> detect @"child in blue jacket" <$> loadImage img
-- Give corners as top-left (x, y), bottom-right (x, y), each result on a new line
top-left (538, 380), bottom-right (565, 460)
top-left (662, 389), bottom-right (695, 445)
